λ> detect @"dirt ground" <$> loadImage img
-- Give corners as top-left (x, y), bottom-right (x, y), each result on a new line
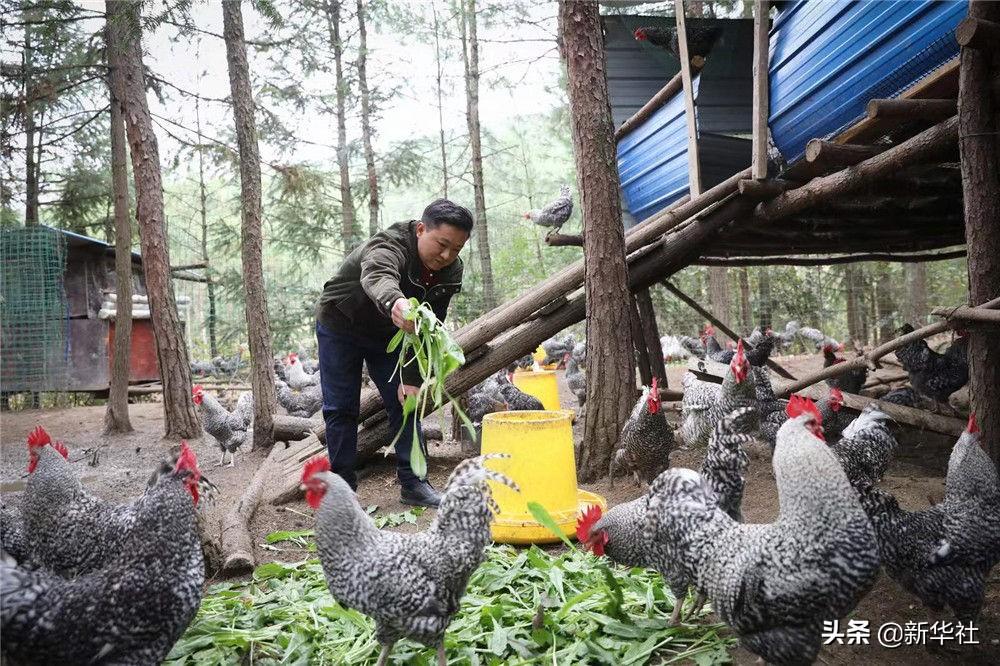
top-left (1, 353), bottom-right (996, 665)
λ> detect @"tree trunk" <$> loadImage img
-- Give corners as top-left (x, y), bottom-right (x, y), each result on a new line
top-left (431, 1), bottom-right (449, 198)
top-left (461, 0), bottom-right (496, 310)
top-left (708, 266), bottom-right (730, 341)
top-left (195, 90), bottom-right (218, 357)
top-left (103, 11), bottom-right (133, 435)
top-left (558, 0), bottom-right (635, 482)
top-left (23, 14), bottom-right (38, 226)
top-left (904, 262), bottom-right (928, 326)
top-left (844, 264), bottom-right (862, 345)
top-left (958, 0), bottom-right (1000, 466)
top-left (326, 0), bottom-right (358, 252)
top-left (636, 288), bottom-right (667, 384)
top-left (756, 266), bottom-right (773, 329)
top-left (630, 297), bottom-right (652, 387)
top-left (738, 267), bottom-right (752, 333)
top-left (222, 0), bottom-right (277, 451)
top-left (113, 0), bottom-right (200, 439)
top-left (356, 0), bottom-right (379, 237)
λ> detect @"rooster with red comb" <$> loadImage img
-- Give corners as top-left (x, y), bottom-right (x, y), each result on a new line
top-left (680, 339), bottom-right (758, 449)
top-left (609, 376), bottom-right (674, 488)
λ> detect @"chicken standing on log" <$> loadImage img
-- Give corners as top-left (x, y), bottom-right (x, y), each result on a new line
top-left (644, 396), bottom-right (880, 664)
top-left (524, 185), bottom-right (573, 237)
top-left (633, 24), bottom-right (722, 59)
top-left (304, 454), bottom-right (519, 666)
top-left (1, 442), bottom-right (212, 665)
top-left (895, 325), bottom-right (969, 404)
top-left (610, 376), bottom-right (674, 488)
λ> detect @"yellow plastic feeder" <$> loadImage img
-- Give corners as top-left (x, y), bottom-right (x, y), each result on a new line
top-left (481, 410), bottom-right (605, 544)
top-left (512, 370), bottom-right (561, 411)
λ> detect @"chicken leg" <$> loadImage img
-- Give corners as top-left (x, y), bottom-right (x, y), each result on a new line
top-left (437, 643), bottom-right (447, 666)
top-left (375, 643), bottom-right (394, 666)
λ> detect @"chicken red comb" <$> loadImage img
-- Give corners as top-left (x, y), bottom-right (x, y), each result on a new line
top-left (733, 339), bottom-right (745, 364)
top-left (786, 394), bottom-right (822, 423)
top-left (52, 441), bottom-right (69, 460)
top-left (302, 455), bottom-right (331, 483)
top-left (830, 388), bottom-right (843, 405)
top-left (633, 27), bottom-right (647, 40)
top-left (174, 441), bottom-right (200, 475)
top-left (967, 412), bottom-right (978, 434)
top-left (192, 384), bottom-right (204, 395)
top-left (27, 425), bottom-right (51, 448)
top-left (704, 324), bottom-right (715, 336)
top-left (651, 375), bottom-right (659, 394)
top-left (576, 504), bottom-right (602, 543)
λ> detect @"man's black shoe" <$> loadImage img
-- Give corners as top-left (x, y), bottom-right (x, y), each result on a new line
top-left (401, 479), bottom-right (441, 508)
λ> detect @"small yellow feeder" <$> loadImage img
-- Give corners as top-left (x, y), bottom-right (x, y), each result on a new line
top-left (481, 410), bottom-right (605, 544)
top-left (512, 370), bottom-right (561, 411)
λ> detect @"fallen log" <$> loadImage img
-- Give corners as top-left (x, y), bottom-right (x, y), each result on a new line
top-left (544, 232), bottom-right (584, 247)
top-left (220, 442), bottom-right (286, 575)
top-left (775, 296), bottom-right (1000, 397)
top-left (757, 116), bottom-right (959, 221)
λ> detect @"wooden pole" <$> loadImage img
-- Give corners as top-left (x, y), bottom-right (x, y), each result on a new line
top-left (636, 288), bottom-right (668, 384)
top-left (696, 249), bottom-right (967, 267)
top-left (544, 232), bottom-right (584, 247)
top-left (804, 140), bottom-right (884, 167)
top-left (660, 279), bottom-right (797, 380)
top-left (630, 297), bottom-right (653, 387)
top-left (737, 178), bottom-right (794, 200)
top-left (958, 0), bottom-right (1000, 466)
top-left (756, 116), bottom-right (959, 221)
top-left (931, 305), bottom-right (1000, 324)
top-left (955, 16), bottom-right (1000, 51)
top-left (614, 57), bottom-right (705, 141)
top-left (865, 98), bottom-right (957, 121)
top-left (674, 0), bottom-right (702, 195)
top-left (751, 0), bottom-right (770, 180)
top-left (775, 296), bottom-right (1000, 397)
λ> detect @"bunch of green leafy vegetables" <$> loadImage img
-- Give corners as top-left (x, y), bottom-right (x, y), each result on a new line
top-left (387, 297), bottom-right (475, 478)
top-left (167, 545), bottom-right (733, 665)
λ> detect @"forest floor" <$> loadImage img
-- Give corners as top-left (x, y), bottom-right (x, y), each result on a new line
top-left (1, 351), bottom-right (996, 665)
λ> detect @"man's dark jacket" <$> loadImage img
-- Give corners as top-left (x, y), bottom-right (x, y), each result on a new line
top-left (316, 221), bottom-right (463, 384)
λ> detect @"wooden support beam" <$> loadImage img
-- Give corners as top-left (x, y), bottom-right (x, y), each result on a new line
top-left (776, 296), bottom-right (1000, 398)
top-left (756, 116), bottom-right (959, 222)
top-left (751, 0), bottom-right (770, 179)
top-left (660, 279), bottom-right (796, 380)
top-left (544, 232), bottom-right (584, 247)
top-left (804, 140), bottom-right (884, 167)
top-left (932, 305), bottom-right (1000, 324)
top-left (737, 178), bottom-right (795, 200)
top-left (695, 248), bottom-right (967, 267)
top-left (956, 16), bottom-right (1000, 50)
top-left (866, 98), bottom-right (957, 121)
top-left (614, 57), bottom-right (705, 141)
top-left (674, 0), bottom-right (702, 195)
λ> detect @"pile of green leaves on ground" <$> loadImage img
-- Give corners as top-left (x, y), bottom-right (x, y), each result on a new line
top-left (166, 544), bottom-right (734, 665)
top-left (261, 507), bottom-right (426, 554)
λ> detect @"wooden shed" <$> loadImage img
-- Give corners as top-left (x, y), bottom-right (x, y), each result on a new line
top-left (0, 225), bottom-right (187, 394)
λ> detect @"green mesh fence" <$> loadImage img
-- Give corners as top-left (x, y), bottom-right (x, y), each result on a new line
top-left (0, 227), bottom-right (69, 393)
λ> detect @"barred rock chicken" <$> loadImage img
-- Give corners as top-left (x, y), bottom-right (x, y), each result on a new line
top-left (577, 500), bottom-right (650, 569)
top-left (540, 334), bottom-right (575, 366)
top-left (304, 453), bottom-right (519, 666)
top-left (882, 386), bottom-right (917, 407)
top-left (464, 388), bottom-right (508, 444)
top-left (644, 396), bottom-right (880, 664)
top-left (496, 374), bottom-right (544, 411)
top-left (0, 504), bottom-right (28, 564)
top-left (286, 352), bottom-right (321, 390)
top-left (193, 385), bottom-right (253, 466)
top-left (895, 324), bottom-right (969, 402)
top-left (859, 416), bottom-right (998, 620)
top-left (190, 359), bottom-right (215, 378)
top-left (830, 405), bottom-right (897, 489)
top-left (633, 24), bottom-right (722, 59)
top-left (815, 387), bottom-right (853, 442)
top-left (610, 377), bottom-right (674, 488)
top-left (680, 340), bottom-right (757, 449)
top-left (525, 185), bottom-right (573, 235)
top-left (1, 442), bottom-right (208, 666)
top-left (564, 353), bottom-right (586, 407)
top-left (703, 327), bottom-right (735, 364)
top-left (798, 326), bottom-right (840, 351)
top-left (679, 334), bottom-right (706, 359)
top-left (754, 368), bottom-right (788, 449)
top-left (571, 341), bottom-right (586, 365)
top-left (700, 406), bottom-right (755, 522)
top-left (276, 378), bottom-right (323, 418)
top-left (773, 320), bottom-right (800, 351)
top-left (822, 344), bottom-right (867, 395)
top-left (660, 335), bottom-right (692, 362)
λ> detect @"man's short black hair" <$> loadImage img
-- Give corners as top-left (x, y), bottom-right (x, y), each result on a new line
top-left (421, 199), bottom-right (474, 234)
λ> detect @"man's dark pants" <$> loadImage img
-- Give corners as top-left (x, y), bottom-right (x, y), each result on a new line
top-left (316, 322), bottom-right (425, 490)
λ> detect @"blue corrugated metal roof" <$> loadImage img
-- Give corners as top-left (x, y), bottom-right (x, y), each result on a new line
top-left (769, 0), bottom-right (966, 165)
top-left (617, 76), bottom-right (700, 222)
